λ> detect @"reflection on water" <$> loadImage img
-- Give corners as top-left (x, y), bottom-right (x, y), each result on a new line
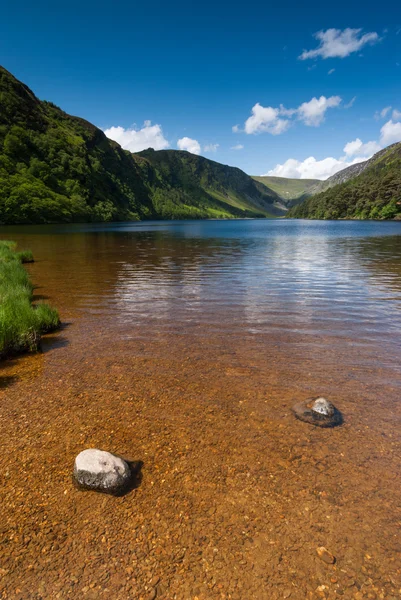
top-left (111, 231), bottom-right (401, 340)
top-left (0, 219), bottom-right (400, 385)
top-left (2, 219), bottom-right (401, 348)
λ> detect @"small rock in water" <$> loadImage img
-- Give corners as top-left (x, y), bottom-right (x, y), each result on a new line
top-left (73, 449), bottom-right (131, 495)
top-left (316, 546), bottom-right (336, 564)
top-left (311, 397), bottom-right (334, 417)
top-left (292, 397), bottom-right (342, 427)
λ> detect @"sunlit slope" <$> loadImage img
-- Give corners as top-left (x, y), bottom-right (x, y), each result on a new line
top-left (252, 175), bottom-right (320, 206)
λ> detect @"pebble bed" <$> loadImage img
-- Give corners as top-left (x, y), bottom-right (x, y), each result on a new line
top-left (0, 323), bottom-right (400, 600)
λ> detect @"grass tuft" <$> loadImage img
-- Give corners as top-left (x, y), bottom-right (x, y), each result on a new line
top-left (0, 241), bottom-right (60, 358)
top-left (16, 249), bottom-right (35, 263)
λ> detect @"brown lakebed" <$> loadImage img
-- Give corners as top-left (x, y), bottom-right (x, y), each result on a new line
top-left (0, 219), bottom-right (401, 599)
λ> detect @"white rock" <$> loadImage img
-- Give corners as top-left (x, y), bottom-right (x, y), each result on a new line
top-left (73, 449), bottom-right (131, 494)
top-left (311, 397), bottom-right (334, 417)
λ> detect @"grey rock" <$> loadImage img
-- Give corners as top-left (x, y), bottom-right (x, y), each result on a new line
top-left (292, 397), bottom-right (342, 428)
top-left (311, 397), bottom-right (334, 417)
top-left (73, 449), bottom-right (131, 495)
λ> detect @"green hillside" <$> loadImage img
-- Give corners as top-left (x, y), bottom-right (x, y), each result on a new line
top-left (137, 149), bottom-right (286, 218)
top-left (0, 66), bottom-right (284, 224)
top-left (252, 175), bottom-right (319, 205)
top-left (287, 143), bottom-right (401, 220)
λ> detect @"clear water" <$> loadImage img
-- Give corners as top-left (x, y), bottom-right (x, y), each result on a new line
top-left (1, 219), bottom-right (401, 598)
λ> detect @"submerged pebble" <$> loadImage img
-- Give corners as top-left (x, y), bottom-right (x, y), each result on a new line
top-left (316, 546), bottom-right (336, 564)
top-left (292, 397), bottom-right (342, 427)
top-left (73, 449), bottom-right (131, 495)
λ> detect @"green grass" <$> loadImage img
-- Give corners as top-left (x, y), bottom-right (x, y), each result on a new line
top-left (0, 241), bottom-right (60, 358)
top-left (252, 176), bottom-right (320, 204)
top-left (16, 249), bottom-right (34, 263)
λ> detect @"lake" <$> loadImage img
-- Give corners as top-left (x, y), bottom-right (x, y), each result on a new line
top-left (1, 219), bottom-right (401, 598)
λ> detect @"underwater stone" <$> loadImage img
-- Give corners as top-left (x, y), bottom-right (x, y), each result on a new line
top-left (73, 449), bottom-right (131, 495)
top-left (292, 397), bottom-right (342, 428)
top-left (311, 397), bottom-right (335, 417)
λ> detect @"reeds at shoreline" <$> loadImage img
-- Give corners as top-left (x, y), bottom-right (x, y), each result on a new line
top-left (0, 241), bottom-right (60, 358)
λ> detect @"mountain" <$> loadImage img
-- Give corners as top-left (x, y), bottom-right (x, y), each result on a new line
top-left (312, 144), bottom-right (401, 195)
top-left (136, 149), bottom-right (286, 217)
top-left (0, 66), bottom-right (284, 224)
top-left (251, 175), bottom-right (320, 206)
top-left (288, 143), bottom-right (401, 220)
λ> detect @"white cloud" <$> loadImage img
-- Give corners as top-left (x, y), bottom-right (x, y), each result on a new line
top-left (266, 135), bottom-right (383, 180)
top-left (231, 144), bottom-right (244, 150)
top-left (328, 68), bottom-right (335, 74)
top-left (177, 137), bottom-right (201, 155)
top-left (265, 111), bottom-right (400, 180)
top-left (239, 95), bottom-right (341, 135)
top-left (203, 143), bottom-right (219, 152)
top-left (232, 124), bottom-right (240, 133)
top-left (299, 28), bottom-right (380, 60)
top-left (343, 138), bottom-right (381, 157)
top-left (392, 109), bottom-right (401, 120)
top-left (380, 120), bottom-right (401, 145)
top-left (104, 121), bottom-right (169, 152)
top-left (278, 105), bottom-right (297, 118)
top-left (266, 155), bottom-right (366, 180)
top-left (297, 95), bottom-right (342, 126)
top-left (244, 103), bottom-right (290, 135)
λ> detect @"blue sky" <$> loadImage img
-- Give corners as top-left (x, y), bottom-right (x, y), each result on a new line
top-left (1, 0), bottom-right (400, 179)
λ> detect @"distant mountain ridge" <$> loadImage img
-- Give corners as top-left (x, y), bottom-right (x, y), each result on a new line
top-left (136, 149), bottom-right (286, 218)
top-left (252, 175), bottom-right (320, 206)
top-left (288, 143), bottom-right (401, 220)
top-left (0, 65), bottom-right (285, 224)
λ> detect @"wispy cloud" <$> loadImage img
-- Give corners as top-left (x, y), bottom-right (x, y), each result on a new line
top-left (203, 143), bottom-right (219, 152)
top-left (375, 106), bottom-right (392, 120)
top-left (344, 96), bottom-right (356, 109)
top-left (231, 144), bottom-right (244, 150)
top-left (299, 28), bottom-right (380, 60)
